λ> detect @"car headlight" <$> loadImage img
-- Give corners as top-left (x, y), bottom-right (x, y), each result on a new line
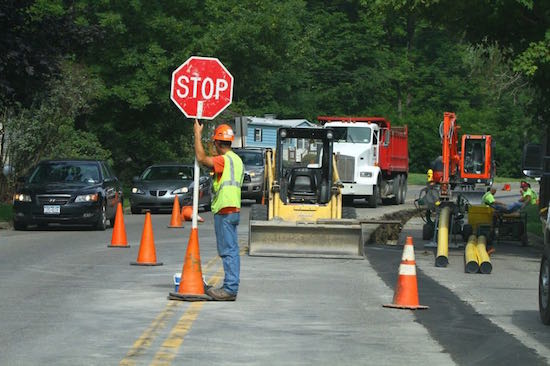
top-left (132, 187), bottom-right (145, 194)
top-left (359, 172), bottom-right (372, 178)
top-left (75, 193), bottom-right (99, 202)
top-left (172, 187), bottom-right (189, 194)
top-left (249, 170), bottom-right (263, 178)
top-left (13, 193), bottom-right (31, 202)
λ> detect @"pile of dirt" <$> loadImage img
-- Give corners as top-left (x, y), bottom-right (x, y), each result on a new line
top-left (367, 209), bottom-right (420, 245)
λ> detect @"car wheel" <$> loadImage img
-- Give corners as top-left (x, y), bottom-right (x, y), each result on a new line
top-left (539, 248), bottom-right (550, 325)
top-left (96, 202), bottom-right (107, 231)
top-left (13, 221), bottom-right (27, 231)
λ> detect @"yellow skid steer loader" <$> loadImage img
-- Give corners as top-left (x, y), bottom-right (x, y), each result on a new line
top-left (248, 127), bottom-right (364, 259)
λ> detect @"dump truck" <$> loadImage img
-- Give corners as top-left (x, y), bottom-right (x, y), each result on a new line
top-left (248, 127), bottom-right (364, 259)
top-left (318, 116), bottom-right (409, 207)
top-left (522, 126), bottom-right (550, 324)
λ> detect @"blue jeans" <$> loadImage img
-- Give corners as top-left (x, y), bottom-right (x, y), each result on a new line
top-left (214, 212), bottom-right (240, 294)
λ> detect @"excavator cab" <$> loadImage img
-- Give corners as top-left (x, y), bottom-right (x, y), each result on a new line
top-left (460, 135), bottom-right (494, 184)
top-left (248, 127), bottom-right (364, 259)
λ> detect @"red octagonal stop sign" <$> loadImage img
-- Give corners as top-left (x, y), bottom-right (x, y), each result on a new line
top-left (170, 56), bottom-right (234, 120)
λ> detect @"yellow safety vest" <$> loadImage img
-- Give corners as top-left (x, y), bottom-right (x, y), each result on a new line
top-left (211, 150), bottom-right (244, 214)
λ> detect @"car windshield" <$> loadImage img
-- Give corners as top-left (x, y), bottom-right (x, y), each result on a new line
top-left (236, 151), bottom-right (263, 167)
top-left (331, 127), bottom-right (372, 143)
top-left (141, 166), bottom-right (193, 181)
top-left (29, 162), bottom-right (101, 185)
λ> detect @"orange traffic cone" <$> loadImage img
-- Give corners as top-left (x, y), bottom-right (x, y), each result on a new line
top-left (181, 205), bottom-right (204, 222)
top-left (131, 212), bottom-right (163, 266)
top-left (168, 228), bottom-right (209, 301)
top-left (383, 237), bottom-right (428, 310)
top-left (167, 196), bottom-right (184, 228)
top-left (502, 183), bottom-right (511, 191)
top-left (108, 202), bottom-right (130, 248)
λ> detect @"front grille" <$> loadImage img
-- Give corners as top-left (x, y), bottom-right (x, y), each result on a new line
top-left (243, 174), bottom-right (251, 183)
top-left (37, 194), bottom-right (71, 205)
top-left (150, 190), bottom-right (167, 197)
top-left (336, 155), bottom-right (355, 182)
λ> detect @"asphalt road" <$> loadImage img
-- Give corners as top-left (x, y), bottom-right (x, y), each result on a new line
top-left (1, 183), bottom-right (548, 365)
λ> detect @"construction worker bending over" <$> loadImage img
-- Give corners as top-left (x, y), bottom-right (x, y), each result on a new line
top-left (194, 120), bottom-right (244, 301)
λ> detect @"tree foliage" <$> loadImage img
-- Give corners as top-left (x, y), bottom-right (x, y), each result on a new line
top-left (1, 0), bottom-right (548, 198)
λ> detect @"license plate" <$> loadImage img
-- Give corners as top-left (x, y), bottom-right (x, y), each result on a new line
top-left (43, 205), bottom-right (60, 215)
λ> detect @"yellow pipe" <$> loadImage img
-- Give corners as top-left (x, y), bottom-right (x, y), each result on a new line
top-left (464, 235), bottom-right (480, 273)
top-left (476, 235), bottom-right (493, 274)
top-left (436, 206), bottom-right (451, 267)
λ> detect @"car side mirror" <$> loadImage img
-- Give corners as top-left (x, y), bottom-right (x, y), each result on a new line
top-left (132, 176), bottom-right (140, 183)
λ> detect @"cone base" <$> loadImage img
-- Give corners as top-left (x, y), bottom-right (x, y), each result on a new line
top-left (108, 244), bottom-right (131, 248)
top-left (130, 261), bottom-right (163, 266)
top-left (383, 303), bottom-right (429, 310)
top-left (168, 292), bottom-right (212, 302)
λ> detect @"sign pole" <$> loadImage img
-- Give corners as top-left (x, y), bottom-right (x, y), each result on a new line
top-left (192, 115), bottom-right (202, 230)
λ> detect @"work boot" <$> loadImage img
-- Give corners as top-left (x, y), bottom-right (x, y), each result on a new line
top-left (206, 287), bottom-right (237, 301)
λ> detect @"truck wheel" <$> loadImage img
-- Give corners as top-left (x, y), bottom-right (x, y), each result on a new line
top-left (539, 248), bottom-right (550, 325)
top-left (343, 196), bottom-right (354, 206)
top-left (250, 204), bottom-right (268, 221)
top-left (390, 176), bottom-right (400, 205)
top-left (367, 186), bottom-right (379, 208)
top-left (422, 223), bottom-right (434, 240)
top-left (342, 207), bottom-right (357, 219)
top-left (400, 176), bottom-right (407, 204)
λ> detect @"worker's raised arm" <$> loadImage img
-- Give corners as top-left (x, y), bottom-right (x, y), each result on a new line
top-left (194, 119), bottom-right (215, 168)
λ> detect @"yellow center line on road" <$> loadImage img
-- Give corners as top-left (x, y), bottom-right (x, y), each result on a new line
top-left (149, 267), bottom-right (225, 366)
top-left (119, 255), bottom-right (222, 366)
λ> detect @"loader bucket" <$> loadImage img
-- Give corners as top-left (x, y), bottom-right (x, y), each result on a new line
top-left (248, 220), bottom-right (364, 259)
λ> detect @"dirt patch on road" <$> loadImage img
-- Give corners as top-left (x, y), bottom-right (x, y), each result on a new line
top-left (366, 208), bottom-right (420, 245)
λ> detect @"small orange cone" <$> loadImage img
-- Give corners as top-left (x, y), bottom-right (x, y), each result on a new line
top-left (383, 237), bottom-right (428, 310)
top-left (131, 212), bottom-right (163, 266)
top-left (181, 205), bottom-right (204, 222)
top-left (168, 228), bottom-right (210, 301)
top-left (108, 202), bottom-right (130, 248)
top-left (167, 196), bottom-right (184, 228)
top-left (502, 184), bottom-right (511, 191)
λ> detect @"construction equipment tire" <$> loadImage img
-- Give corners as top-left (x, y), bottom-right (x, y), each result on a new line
top-left (422, 223), bottom-right (434, 240)
top-left (400, 176), bottom-right (407, 204)
top-left (250, 204), bottom-right (268, 221)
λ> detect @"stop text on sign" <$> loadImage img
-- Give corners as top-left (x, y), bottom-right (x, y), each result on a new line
top-left (170, 56), bottom-right (234, 120)
top-left (175, 76), bottom-right (229, 100)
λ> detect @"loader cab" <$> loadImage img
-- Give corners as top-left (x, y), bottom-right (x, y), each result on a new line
top-left (276, 127), bottom-right (334, 204)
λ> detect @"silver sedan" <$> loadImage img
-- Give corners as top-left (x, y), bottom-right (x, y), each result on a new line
top-left (129, 164), bottom-right (211, 214)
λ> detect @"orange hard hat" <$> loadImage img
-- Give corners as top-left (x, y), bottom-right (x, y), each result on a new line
top-left (212, 124), bottom-right (235, 142)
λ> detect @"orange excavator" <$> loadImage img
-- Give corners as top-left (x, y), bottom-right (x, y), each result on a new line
top-left (417, 112), bottom-right (495, 263)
